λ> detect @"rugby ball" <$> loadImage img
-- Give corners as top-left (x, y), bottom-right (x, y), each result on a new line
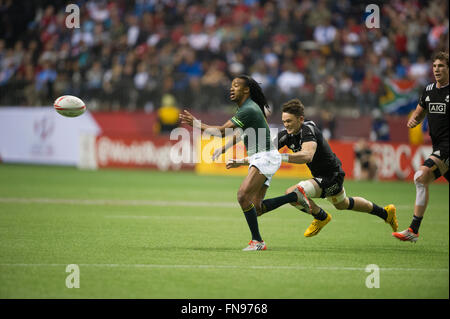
top-left (54, 95), bottom-right (86, 117)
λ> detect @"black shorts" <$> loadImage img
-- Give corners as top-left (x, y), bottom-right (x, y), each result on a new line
top-left (313, 172), bottom-right (345, 198)
top-left (431, 144), bottom-right (449, 167)
top-left (424, 144), bottom-right (450, 182)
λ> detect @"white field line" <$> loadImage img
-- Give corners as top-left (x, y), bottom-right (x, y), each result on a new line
top-left (0, 263), bottom-right (447, 272)
top-left (0, 197), bottom-right (414, 210)
top-left (0, 197), bottom-right (237, 208)
top-left (106, 215), bottom-right (243, 221)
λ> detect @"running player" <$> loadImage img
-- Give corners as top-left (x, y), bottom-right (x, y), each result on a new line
top-left (180, 75), bottom-right (309, 250)
top-left (222, 98), bottom-right (398, 237)
top-left (393, 51), bottom-right (449, 243)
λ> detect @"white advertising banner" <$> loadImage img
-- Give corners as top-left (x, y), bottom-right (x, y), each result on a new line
top-left (0, 107), bottom-right (101, 165)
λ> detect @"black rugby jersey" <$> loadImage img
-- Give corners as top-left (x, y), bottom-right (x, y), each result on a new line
top-left (418, 82), bottom-right (449, 151)
top-left (276, 121), bottom-right (344, 177)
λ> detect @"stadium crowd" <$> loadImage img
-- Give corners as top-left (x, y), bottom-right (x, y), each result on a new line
top-left (0, 0), bottom-right (448, 115)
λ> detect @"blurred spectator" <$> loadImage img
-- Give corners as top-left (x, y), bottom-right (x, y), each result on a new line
top-left (370, 108), bottom-right (391, 141)
top-left (86, 61), bottom-right (103, 102)
top-left (276, 61), bottom-right (305, 100)
top-left (395, 56), bottom-right (411, 79)
top-left (156, 94), bottom-right (180, 134)
top-left (0, 0), bottom-right (447, 120)
top-left (317, 109), bottom-right (336, 140)
top-left (354, 139), bottom-right (378, 181)
top-left (35, 61), bottom-right (57, 105)
top-left (408, 55), bottom-right (430, 85)
top-left (313, 18), bottom-right (337, 46)
top-left (359, 69), bottom-right (383, 114)
top-left (200, 59), bottom-right (228, 108)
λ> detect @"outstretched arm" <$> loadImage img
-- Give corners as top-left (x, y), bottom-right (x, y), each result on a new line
top-left (282, 141), bottom-right (317, 164)
top-left (212, 132), bottom-right (242, 161)
top-left (226, 156), bottom-right (249, 168)
top-left (179, 110), bottom-right (236, 137)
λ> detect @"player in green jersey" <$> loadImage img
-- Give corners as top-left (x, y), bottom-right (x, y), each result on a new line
top-left (180, 75), bottom-right (309, 250)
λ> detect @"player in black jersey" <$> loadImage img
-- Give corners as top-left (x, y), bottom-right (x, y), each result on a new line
top-left (393, 51), bottom-right (449, 243)
top-left (256, 98), bottom-right (398, 237)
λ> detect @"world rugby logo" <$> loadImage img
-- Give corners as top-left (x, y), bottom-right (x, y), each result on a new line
top-left (429, 103), bottom-right (446, 114)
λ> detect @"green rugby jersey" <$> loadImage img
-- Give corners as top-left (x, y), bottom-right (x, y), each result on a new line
top-left (230, 98), bottom-right (275, 157)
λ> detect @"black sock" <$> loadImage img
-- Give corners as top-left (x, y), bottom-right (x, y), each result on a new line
top-left (369, 203), bottom-right (388, 220)
top-left (312, 208), bottom-right (328, 221)
top-left (409, 215), bottom-right (423, 234)
top-left (261, 192), bottom-right (297, 214)
top-left (243, 205), bottom-right (263, 242)
top-left (347, 197), bottom-right (355, 210)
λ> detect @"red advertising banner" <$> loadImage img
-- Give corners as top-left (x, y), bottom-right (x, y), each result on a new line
top-left (92, 135), bottom-right (195, 171)
top-left (329, 140), bottom-right (445, 182)
top-left (81, 132), bottom-right (444, 183)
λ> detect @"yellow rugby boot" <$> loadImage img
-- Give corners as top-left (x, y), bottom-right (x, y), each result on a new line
top-left (384, 204), bottom-right (398, 232)
top-left (304, 213), bottom-right (332, 237)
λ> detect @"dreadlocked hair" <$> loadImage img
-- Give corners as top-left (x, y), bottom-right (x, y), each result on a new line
top-left (237, 74), bottom-right (269, 118)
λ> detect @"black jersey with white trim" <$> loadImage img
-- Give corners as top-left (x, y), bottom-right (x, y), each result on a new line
top-left (276, 121), bottom-right (344, 177)
top-left (418, 82), bottom-right (449, 150)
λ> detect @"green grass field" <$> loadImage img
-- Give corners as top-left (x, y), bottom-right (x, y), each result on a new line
top-left (0, 164), bottom-right (448, 299)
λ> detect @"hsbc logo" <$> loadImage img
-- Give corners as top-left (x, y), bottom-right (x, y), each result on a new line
top-left (429, 103), bottom-right (446, 114)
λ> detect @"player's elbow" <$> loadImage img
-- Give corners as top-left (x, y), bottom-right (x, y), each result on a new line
top-left (304, 153), bottom-right (314, 163)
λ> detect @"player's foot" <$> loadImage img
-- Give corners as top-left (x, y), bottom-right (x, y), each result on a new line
top-left (304, 213), bottom-right (332, 237)
top-left (384, 204), bottom-right (398, 232)
top-left (242, 240), bottom-right (267, 251)
top-left (392, 228), bottom-right (419, 243)
top-left (293, 186), bottom-right (311, 213)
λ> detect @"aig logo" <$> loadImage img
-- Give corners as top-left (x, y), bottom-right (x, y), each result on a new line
top-left (429, 103), bottom-right (446, 114)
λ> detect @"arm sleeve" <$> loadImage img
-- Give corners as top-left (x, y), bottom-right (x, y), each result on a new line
top-left (230, 107), bottom-right (253, 128)
top-left (418, 87), bottom-right (427, 108)
top-left (302, 124), bottom-right (317, 143)
top-left (276, 130), bottom-right (288, 150)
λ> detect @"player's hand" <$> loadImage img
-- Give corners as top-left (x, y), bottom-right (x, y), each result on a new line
top-left (226, 158), bottom-right (244, 169)
top-left (407, 117), bottom-right (419, 128)
top-left (179, 110), bottom-right (198, 127)
top-left (212, 148), bottom-right (223, 162)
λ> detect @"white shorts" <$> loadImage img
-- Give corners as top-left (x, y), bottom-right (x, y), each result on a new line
top-left (248, 150), bottom-right (282, 186)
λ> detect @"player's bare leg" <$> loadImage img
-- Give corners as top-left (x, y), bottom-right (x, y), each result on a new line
top-left (257, 181), bottom-right (309, 216)
top-left (251, 184), bottom-right (268, 217)
top-left (394, 155), bottom-right (448, 242)
top-left (284, 180), bottom-right (332, 237)
top-left (413, 155), bottom-right (448, 217)
top-left (238, 166), bottom-right (268, 250)
top-left (332, 190), bottom-right (398, 232)
top-left (285, 179), bottom-right (321, 214)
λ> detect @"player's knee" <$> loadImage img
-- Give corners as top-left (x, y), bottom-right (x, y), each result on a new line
top-left (414, 170), bottom-right (428, 206)
top-left (237, 189), bottom-right (251, 206)
top-left (254, 202), bottom-right (263, 215)
top-left (328, 191), bottom-right (348, 210)
top-left (285, 186), bottom-right (295, 195)
top-left (334, 201), bottom-right (348, 210)
top-left (414, 169), bottom-right (430, 186)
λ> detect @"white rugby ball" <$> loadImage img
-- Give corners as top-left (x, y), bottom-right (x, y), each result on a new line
top-left (54, 95), bottom-right (86, 117)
